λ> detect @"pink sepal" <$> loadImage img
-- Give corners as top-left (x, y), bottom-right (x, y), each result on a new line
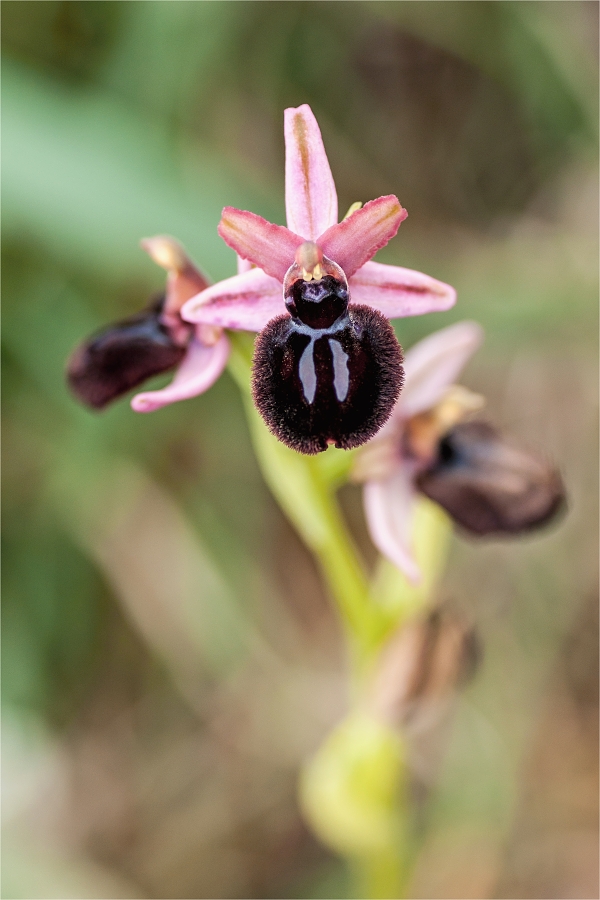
top-left (400, 321), bottom-right (484, 419)
top-left (284, 104), bottom-right (338, 240)
top-left (218, 207), bottom-right (303, 282)
top-left (363, 468), bottom-right (421, 584)
top-left (131, 333), bottom-right (230, 413)
top-left (317, 196), bottom-right (407, 278)
top-left (181, 268), bottom-right (283, 332)
top-left (349, 261), bottom-right (456, 319)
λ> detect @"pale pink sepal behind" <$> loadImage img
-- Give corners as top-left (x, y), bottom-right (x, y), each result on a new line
top-left (400, 320), bottom-right (484, 419)
top-left (363, 468), bottom-right (421, 584)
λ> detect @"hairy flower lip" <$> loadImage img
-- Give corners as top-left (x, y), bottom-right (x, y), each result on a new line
top-left (251, 302), bottom-right (404, 454)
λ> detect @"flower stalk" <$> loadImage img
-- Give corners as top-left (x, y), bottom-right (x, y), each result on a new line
top-left (228, 333), bottom-right (374, 661)
top-left (228, 332), bottom-right (449, 898)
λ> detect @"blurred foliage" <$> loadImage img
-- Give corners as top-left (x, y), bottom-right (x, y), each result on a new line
top-left (2, 2), bottom-right (598, 898)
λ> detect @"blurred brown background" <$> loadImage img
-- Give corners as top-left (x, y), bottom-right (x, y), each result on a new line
top-left (2, 2), bottom-right (598, 898)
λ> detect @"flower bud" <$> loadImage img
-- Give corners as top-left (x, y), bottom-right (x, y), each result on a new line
top-left (369, 607), bottom-right (480, 729)
top-left (299, 712), bottom-right (406, 857)
top-left (416, 421), bottom-right (565, 535)
top-left (66, 294), bottom-right (187, 410)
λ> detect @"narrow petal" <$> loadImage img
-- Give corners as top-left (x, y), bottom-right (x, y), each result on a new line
top-left (131, 333), bottom-right (230, 413)
top-left (318, 196), bottom-right (407, 278)
top-left (284, 104), bottom-right (338, 240)
top-left (141, 235), bottom-right (209, 341)
top-left (181, 268), bottom-right (283, 332)
top-left (140, 235), bottom-right (209, 291)
top-left (349, 261), bottom-right (456, 319)
top-left (237, 255), bottom-right (253, 275)
top-left (363, 468), bottom-right (421, 584)
top-left (218, 208), bottom-right (303, 281)
top-left (401, 321), bottom-right (484, 419)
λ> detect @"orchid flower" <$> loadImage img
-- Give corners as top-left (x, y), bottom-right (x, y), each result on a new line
top-left (67, 237), bottom-right (230, 412)
top-left (353, 321), bottom-right (484, 582)
top-left (130, 237), bottom-right (230, 413)
top-left (353, 321), bottom-right (565, 583)
top-left (182, 104), bottom-right (456, 454)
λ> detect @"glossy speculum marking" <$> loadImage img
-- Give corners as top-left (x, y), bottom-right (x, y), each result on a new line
top-left (252, 273), bottom-right (404, 454)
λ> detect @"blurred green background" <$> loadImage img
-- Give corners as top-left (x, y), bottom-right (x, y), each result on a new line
top-left (2, 2), bottom-right (598, 898)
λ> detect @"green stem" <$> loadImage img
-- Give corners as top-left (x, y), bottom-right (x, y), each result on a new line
top-left (228, 332), bottom-right (451, 899)
top-left (228, 333), bottom-right (374, 658)
top-left (353, 849), bottom-right (408, 900)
